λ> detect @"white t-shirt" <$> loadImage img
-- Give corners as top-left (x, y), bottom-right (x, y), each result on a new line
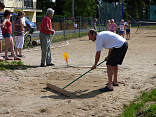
top-left (119, 24), bottom-right (125, 31)
top-left (96, 31), bottom-right (126, 51)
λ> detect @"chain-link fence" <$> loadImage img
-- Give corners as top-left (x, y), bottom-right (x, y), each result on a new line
top-left (31, 16), bottom-right (94, 40)
top-left (98, 1), bottom-right (122, 31)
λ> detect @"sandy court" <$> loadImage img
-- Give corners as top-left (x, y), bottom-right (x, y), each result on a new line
top-left (0, 28), bottom-right (156, 117)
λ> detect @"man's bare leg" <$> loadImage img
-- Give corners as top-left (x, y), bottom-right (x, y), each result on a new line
top-left (107, 65), bottom-right (114, 89)
top-left (113, 65), bottom-right (118, 84)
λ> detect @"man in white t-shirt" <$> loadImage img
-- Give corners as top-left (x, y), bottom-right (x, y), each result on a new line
top-left (88, 29), bottom-right (128, 92)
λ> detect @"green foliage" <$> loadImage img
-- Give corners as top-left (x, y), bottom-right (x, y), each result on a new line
top-left (37, 0), bottom-right (55, 16)
top-left (37, 0), bottom-right (156, 20)
top-left (124, 0), bottom-right (156, 21)
top-left (63, 0), bottom-right (97, 17)
top-left (37, 0), bottom-right (98, 17)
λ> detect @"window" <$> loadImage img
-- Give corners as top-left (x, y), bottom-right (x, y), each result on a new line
top-left (24, 0), bottom-right (33, 8)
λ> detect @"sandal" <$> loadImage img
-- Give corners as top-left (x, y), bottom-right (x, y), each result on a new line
top-left (113, 82), bottom-right (119, 86)
top-left (14, 58), bottom-right (21, 60)
top-left (5, 58), bottom-right (13, 60)
top-left (17, 55), bottom-right (26, 58)
top-left (99, 86), bottom-right (113, 92)
top-left (106, 82), bottom-right (119, 86)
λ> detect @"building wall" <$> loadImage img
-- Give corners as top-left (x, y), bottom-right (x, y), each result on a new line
top-left (1, 0), bottom-right (40, 23)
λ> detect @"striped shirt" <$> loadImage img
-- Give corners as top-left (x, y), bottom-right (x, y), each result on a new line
top-left (14, 18), bottom-right (24, 36)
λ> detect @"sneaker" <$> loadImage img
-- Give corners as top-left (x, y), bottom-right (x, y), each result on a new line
top-left (99, 86), bottom-right (113, 92)
top-left (47, 63), bottom-right (55, 66)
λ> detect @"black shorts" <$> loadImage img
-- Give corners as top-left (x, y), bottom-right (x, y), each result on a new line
top-left (126, 29), bottom-right (130, 33)
top-left (106, 42), bottom-right (128, 66)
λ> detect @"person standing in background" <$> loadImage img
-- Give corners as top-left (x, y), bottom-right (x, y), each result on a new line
top-left (74, 22), bottom-right (77, 33)
top-left (39, 8), bottom-right (55, 67)
top-left (0, 1), bottom-right (5, 61)
top-left (14, 11), bottom-right (25, 57)
top-left (106, 20), bottom-right (111, 31)
top-left (109, 19), bottom-right (117, 33)
top-left (92, 18), bottom-right (97, 30)
top-left (119, 19), bottom-right (125, 38)
top-left (125, 21), bottom-right (131, 40)
top-left (2, 10), bottom-right (21, 60)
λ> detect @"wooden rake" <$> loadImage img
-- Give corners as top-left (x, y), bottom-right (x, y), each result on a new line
top-left (46, 60), bottom-right (106, 97)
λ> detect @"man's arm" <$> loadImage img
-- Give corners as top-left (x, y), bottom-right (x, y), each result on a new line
top-left (44, 26), bottom-right (54, 35)
top-left (91, 51), bottom-right (101, 69)
top-left (1, 19), bottom-right (7, 29)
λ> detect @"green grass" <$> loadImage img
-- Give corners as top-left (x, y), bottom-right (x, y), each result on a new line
top-left (0, 60), bottom-right (24, 70)
top-left (139, 25), bottom-right (156, 29)
top-left (32, 31), bottom-right (88, 43)
top-left (118, 88), bottom-right (156, 117)
top-left (0, 60), bottom-right (38, 70)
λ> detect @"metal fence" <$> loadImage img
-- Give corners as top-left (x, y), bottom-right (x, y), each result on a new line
top-left (98, 1), bottom-right (122, 31)
top-left (29, 16), bottom-right (95, 40)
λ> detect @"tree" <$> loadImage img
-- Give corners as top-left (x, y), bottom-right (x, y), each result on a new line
top-left (63, 0), bottom-right (98, 17)
top-left (124, 0), bottom-right (148, 21)
top-left (37, 0), bottom-right (55, 16)
top-left (37, 0), bottom-right (98, 17)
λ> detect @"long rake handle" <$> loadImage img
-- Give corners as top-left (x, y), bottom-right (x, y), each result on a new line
top-left (62, 60), bottom-right (106, 89)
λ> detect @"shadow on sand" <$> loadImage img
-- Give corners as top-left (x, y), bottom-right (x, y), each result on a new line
top-left (41, 87), bottom-right (105, 99)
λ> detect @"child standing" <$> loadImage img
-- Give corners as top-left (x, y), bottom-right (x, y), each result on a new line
top-left (106, 20), bottom-right (111, 31)
top-left (2, 10), bottom-right (21, 60)
top-left (92, 18), bottom-right (97, 30)
top-left (14, 11), bottom-right (25, 57)
top-left (74, 22), bottom-right (77, 33)
top-left (119, 19), bottom-right (125, 38)
top-left (109, 19), bottom-right (117, 33)
top-left (125, 21), bottom-right (131, 40)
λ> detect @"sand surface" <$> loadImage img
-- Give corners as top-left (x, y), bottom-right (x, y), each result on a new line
top-left (0, 28), bottom-right (155, 117)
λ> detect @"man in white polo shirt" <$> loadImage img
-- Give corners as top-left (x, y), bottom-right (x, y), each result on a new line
top-left (88, 29), bottom-right (128, 92)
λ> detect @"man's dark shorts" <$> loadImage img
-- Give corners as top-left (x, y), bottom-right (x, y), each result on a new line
top-left (106, 42), bottom-right (128, 66)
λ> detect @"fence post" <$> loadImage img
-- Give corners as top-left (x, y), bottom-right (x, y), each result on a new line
top-left (90, 17), bottom-right (92, 29)
top-left (79, 16), bottom-right (81, 38)
top-left (98, 1), bottom-right (101, 32)
top-left (64, 16), bottom-right (65, 40)
top-left (122, 1), bottom-right (124, 19)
